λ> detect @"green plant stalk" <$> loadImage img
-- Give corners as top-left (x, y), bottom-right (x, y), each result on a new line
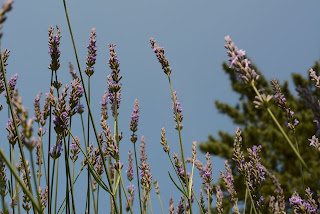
top-left (293, 131), bottom-right (305, 191)
top-left (167, 75), bottom-right (192, 212)
top-left (148, 193), bottom-right (153, 214)
top-left (113, 91), bottom-right (122, 214)
top-left (62, 0), bottom-right (115, 198)
top-left (0, 149), bottom-right (42, 213)
top-left (191, 188), bottom-right (204, 214)
top-left (54, 159), bottom-right (59, 214)
top-left (87, 77), bottom-right (91, 214)
top-left (11, 145), bottom-right (20, 214)
top-left (251, 83), bottom-right (308, 170)
top-left (119, 173), bottom-right (133, 214)
top-left (243, 188), bottom-right (248, 214)
top-left (38, 124), bottom-right (48, 187)
top-left (47, 69), bottom-right (54, 214)
top-left (91, 181), bottom-right (96, 214)
top-left (244, 181), bottom-right (257, 214)
top-left (207, 188), bottom-right (211, 214)
top-left (29, 150), bottom-right (41, 207)
top-left (167, 154), bottom-right (186, 194)
top-left (133, 141), bottom-right (142, 213)
top-left (63, 136), bottom-right (76, 214)
top-left (0, 46), bottom-right (35, 210)
top-left (58, 164), bottom-right (84, 214)
top-left (96, 186), bottom-right (100, 214)
top-left (66, 126), bottom-right (120, 214)
top-left (157, 194), bottom-right (165, 214)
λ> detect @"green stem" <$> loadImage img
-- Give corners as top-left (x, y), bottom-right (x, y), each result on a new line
top-left (133, 142), bottom-right (142, 213)
top-left (243, 188), bottom-right (248, 214)
top-left (0, 45), bottom-right (35, 211)
top-left (87, 77), bottom-right (91, 214)
top-left (11, 145), bottom-right (20, 214)
top-left (245, 181), bottom-right (257, 214)
top-left (293, 131), bottom-right (305, 191)
top-left (29, 150), bottom-right (41, 207)
top-left (191, 188), bottom-right (204, 214)
top-left (119, 173), bottom-right (133, 214)
top-left (251, 84), bottom-right (308, 170)
top-left (207, 188), bottom-right (211, 214)
top-left (54, 159), bottom-right (59, 214)
top-left (0, 149), bottom-right (42, 213)
top-left (148, 193), bottom-right (153, 214)
top-left (62, 0), bottom-right (115, 199)
top-left (157, 194), bottom-right (165, 214)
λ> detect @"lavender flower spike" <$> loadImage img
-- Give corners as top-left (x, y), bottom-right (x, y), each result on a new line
top-left (308, 135), bottom-right (320, 152)
top-left (271, 79), bottom-right (299, 130)
top-left (224, 35), bottom-right (259, 85)
top-left (0, 0), bottom-right (14, 39)
top-left (216, 185), bottom-right (224, 214)
top-left (150, 37), bottom-right (172, 75)
top-left (48, 25), bottom-right (61, 71)
top-left (126, 150), bottom-right (134, 181)
top-left (0, 156), bottom-right (7, 197)
top-left (130, 99), bottom-right (140, 143)
top-left (85, 27), bottom-right (97, 77)
top-left (160, 127), bottom-right (170, 154)
top-left (220, 160), bottom-right (237, 202)
top-left (309, 68), bottom-right (320, 88)
top-left (172, 91), bottom-right (183, 130)
top-left (69, 61), bottom-right (78, 79)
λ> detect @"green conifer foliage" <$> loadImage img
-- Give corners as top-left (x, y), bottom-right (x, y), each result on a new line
top-left (200, 59), bottom-right (320, 212)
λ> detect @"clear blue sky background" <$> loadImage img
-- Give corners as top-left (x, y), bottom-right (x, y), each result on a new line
top-left (1, 1), bottom-right (320, 213)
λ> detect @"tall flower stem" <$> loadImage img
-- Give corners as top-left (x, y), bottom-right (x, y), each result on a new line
top-left (62, 0), bottom-right (115, 198)
top-left (38, 124), bottom-right (48, 187)
top-left (133, 142), bottom-right (142, 213)
top-left (0, 149), bottom-right (42, 213)
top-left (167, 75), bottom-right (192, 212)
top-left (251, 83), bottom-right (308, 170)
top-left (0, 45), bottom-right (35, 211)
top-left (11, 145), bottom-right (20, 214)
top-left (53, 159), bottom-right (59, 214)
top-left (119, 173), bottom-right (133, 214)
top-left (87, 76), bottom-right (91, 214)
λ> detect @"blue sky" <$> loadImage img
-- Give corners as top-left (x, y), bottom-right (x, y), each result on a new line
top-left (1, 1), bottom-right (320, 213)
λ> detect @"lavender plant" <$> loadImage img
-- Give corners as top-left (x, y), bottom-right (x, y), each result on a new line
top-left (1, 1), bottom-right (320, 214)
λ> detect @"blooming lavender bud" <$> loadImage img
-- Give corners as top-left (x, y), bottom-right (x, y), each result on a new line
top-left (104, 125), bottom-right (119, 159)
top-left (85, 28), bottom-right (97, 77)
top-left (140, 136), bottom-right (147, 164)
top-left (130, 99), bottom-right (140, 133)
top-left (68, 78), bottom-right (83, 116)
top-left (126, 184), bottom-right (135, 212)
top-left (296, 86), bottom-right (320, 134)
top-left (139, 137), bottom-right (153, 194)
top-left (176, 196), bottom-right (185, 214)
top-left (0, 156), bottom-right (7, 197)
top-left (271, 79), bottom-right (299, 129)
top-left (216, 185), bottom-right (223, 214)
top-left (48, 25), bottom-right (61, 71)
top-left (150, 37), bottom-right (172, 75)
top-left (107, 75), bottom-right (121, 117)
top-left (153, 179), bottom-right (160, 194)
top-left (224, 35), bottom-right (259, 85)
top-left (53, 85), bottom-right (69, 135)
top-left (160, 127), bottom-right (170, 154)
top-left (126, 150), bottom-right (134, 182)
top-left (100, 91), bottom-right (108, 122)
top-left (169, 197), bottom-right (175, 214)
top-left (309, 68), bottom-right (320, 88)
top-left (172, 91), bottom-right (183, 130)
top-left (191, 141), bottom-right (197, 160)
top-left (70, 136), bottom-right (80, 162)
top-left (253, 93), bottom-right (273, 109)
top-left (69, 61), bottom-right (78, 79)
top-left (306, 187), bottom-right (318, 213)
top-left (42, 87), bottom-right (57, 126)
top-left (76, 104), bottom-right (84, 114)
top-left (33, 92), bottom-right (43, 123)
top-left (220, 160), bottom-right (237, 202)
top-left (108, 43), bottom-right (122, 83)
top-left (49, 142), bottom-right (63, 159)
top-left (0, 0), bottom-right (14, 39)
top-left (232, 127), bottom-right (245, 173)
top-left (6, 118), bottom-right (18, 145)
top-left (37, 186), bottom-right (48, 211)
top-left (246, 145), bottom-right (265, 191)
top-left (308, 135), bottom-right (320, 152)
top-left (200, 152), bottom-right (213, 193)
top-left (289, 190), bottom-right (317, 214)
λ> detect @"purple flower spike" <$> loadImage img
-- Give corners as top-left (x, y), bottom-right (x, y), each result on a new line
top-left (150, 37), bottom-right (172, 75)
top-left (220, 160), bottom-right (237, 202)
top-left (160, 128), bottom-right (170, 154)
top-left (33, 92), bottom-right (43, 123)
top-left (0, 156), bottom-right (8, 197)
top-left (216, 185), bottom-right (224, 214)
top-left (232, 127), bottom-right (245, 173)
top-left (69, 78), bottom-right (84, 116)
top-left (172, 91), bottom-right (183, 130)
top-left (224, 35), bottom-right (259, 85)
top-left (308, 135), bottom-right (320, 152)
top-left (200, 152), bottom-right (213, 193)
top-left (85, 28), bottom-right (97, 77)
top-left (130, 99), bottom-right (140, 133)
top-left (70, 136), bottom-right (80, 162)
top-left (125, 184), bottom-right (135, 212)
top-left (69, 62), bottom-right (78, 79)
top-left (48, 25), bottom-right (61, 71)
top-left (126, 150), bottom-right (134, 182)
top-left (271, 79), bottom-right (299, 130)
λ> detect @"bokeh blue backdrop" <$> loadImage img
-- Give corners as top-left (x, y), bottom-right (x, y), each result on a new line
top-left (0, 1), bottom-right (320, 213)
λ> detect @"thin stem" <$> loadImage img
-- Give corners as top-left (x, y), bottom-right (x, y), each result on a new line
top-left (245, 181), bottom-right (257, 214)
top-left (29, 150), bottom-right (41, 207)
top-left (119, 173), bottom-right (133, 214)
top-left (207, 188), bottom-right (211, 214)
top-left (62, 0), bottom-right (115, 197)
top-left (157, 194), bottom-right (165, 214)
top-left (133, 143), bottom-right (142, 213)
top-left (11, 145), bottom-right (20, 214)
top-left (87, 76), bottom-right (91, 214)
top-left (0, 45), bottom-right (35, 211)
top-left (191, 188), bottom-right (204, 214)
top-left (148, 193), bottom-right (153, 214)
top-left (0, 149), bottom-right (42, 213)
top-left (54, 159), bottom-right (59, 214)
top-left (243, 188), bottom-right (248, 214)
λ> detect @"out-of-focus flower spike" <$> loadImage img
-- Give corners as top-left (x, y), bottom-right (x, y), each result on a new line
top-left (48, 25), bottom-right (61, 71)
top-left (216, 185), bottom-right (223, 214)
top-left (309, 68), bottom-right (320, 88)
top-left (69, 61), bottom-right (78, 79)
